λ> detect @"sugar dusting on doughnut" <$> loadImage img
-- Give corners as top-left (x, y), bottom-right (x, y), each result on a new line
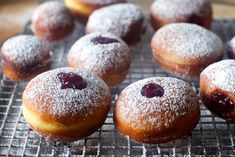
top-left (116, 77), bottom-right (199, 129)
top-left (201, 60), bottom-right (235, 93)
top-left (152, 23), bottom-right (223, 58)
top-left (23, 68), bottom-right (110, 119)
top-left (1, 35), bottom-right (49, 68)
top-left (68, 33), bottom-right (130, 74)
top-left (86, 3), bottom-right (144, 38)
top-left (151, 0), bottom-right (211, 20)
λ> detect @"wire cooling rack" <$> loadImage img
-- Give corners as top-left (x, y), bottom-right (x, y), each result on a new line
top-left (0, 20), bottom-right (235, 157)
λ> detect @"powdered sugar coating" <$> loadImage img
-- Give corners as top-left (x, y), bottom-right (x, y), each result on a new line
top-left (31, 1), bottom-right (74, 39)
top-left (201, 60), bottom-right (235, 93)
top-left (23, 68), bottom-right (111, 120)
top-left (152, 23), bottom-right (223, 58)
top-left (80, 0), bottom-right (126, 5)
top-left (1, 35), bottom-right (50, 68)
top-left (151, 0), bottom-right (211, 21)
top-left (116, 77), bottom-right (199, 129)
top-left (86, 3), bottom-right (144, 39)
top-left (68, 32), bottom-right (130, 75)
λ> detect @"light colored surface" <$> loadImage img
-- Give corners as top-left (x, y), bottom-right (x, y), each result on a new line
top-left (0, 0), bottom-right (235, 42)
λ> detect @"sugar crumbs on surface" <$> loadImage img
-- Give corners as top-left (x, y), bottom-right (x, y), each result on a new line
top-left (68, 32), bottom-right (130, 74)
top-left (1, 35), bottom-right (49, 68)
top-left (151, 0), bottom-right (211, 20)
top-left (116, 77), bottom-right (199, 130)
top-left (201, 60), bottom-right (235, 93)
top-left (24, 68), bottom-right (110, 119)
top-left (152, 23), bottom-right (223, 58)
top-left (86, 3), bottom-right (144, 38)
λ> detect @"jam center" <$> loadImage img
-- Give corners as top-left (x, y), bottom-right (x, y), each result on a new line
top-left (91, 36), bottom-right (119, 45)
top-left (141, 83), bottom-right (164, 98)
top-left (210, 92), bottom-right (234, 113)
top-left (57, 72), bottom-right (87, 90)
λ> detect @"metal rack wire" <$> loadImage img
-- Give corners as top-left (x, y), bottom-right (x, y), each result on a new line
top-left (0, 20), bottom-right (235, 156)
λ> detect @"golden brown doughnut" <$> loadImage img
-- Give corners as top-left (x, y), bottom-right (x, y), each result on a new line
top-left (114, 77), bottom-right (200, 144)
top-left (22, 68), bottom-right (112, 142)
top-left (1, 35), bottom-right (51, 81)
top-left (64, 0), bottom-right (127, 23)
top-left (67, 32), bottom-right (131, 87)
top-left (150, 0), bottom-right (212, 30)
top-left (151, 23), bottom-right (223, 80)
top-left (31, 1), bottom-right (75, 42)
top-left (200, 60), bottom-right (235, 120)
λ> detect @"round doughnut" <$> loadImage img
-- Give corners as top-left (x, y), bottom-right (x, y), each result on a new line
top-left (150, 0), bottom-right (212, 30)
top-left (22, 68), bottom-right (112, 142)
top-left (1, 35), bottom-right (51, 81)
top-left (31, 1), bottom-right (75, 42)
top-left (67, 32), bottom-right (131, 87)
top-left (86, 3), bottom-right (145, 45)
top-left (151, 23), bottom-right (223, 80)
top-left (64, 0), bottom-right (127, 23)
top-left (227, 37), bottom-right (235, 59)
top-left (114, 77), bottom-right (200, 144)
top-left (200, 60), bottom-right (235, 120)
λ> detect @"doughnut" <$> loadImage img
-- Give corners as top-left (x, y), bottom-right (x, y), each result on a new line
top-left (114, 77), bottom-right (200, 144)
top-left (227, 37), bottom-right (235, 59)
top-left (150, 0), bottom-right (212, 30)
top-left (200, 60), bottom-right (235, 120)
top-left (22, 68), bottom-right (112, 142)
top-left (151, 23), bottom-right (223, 80)
top-left (1, 35), bottom-right (51, 81)
top-left (64, 0), bottom-right (127, 23)
top-left (86, 3), bottom-right (145, 45)
top-left (67, 32), bottom-right (131, 87)
top-left (31, 1), bottom-right (75, 42)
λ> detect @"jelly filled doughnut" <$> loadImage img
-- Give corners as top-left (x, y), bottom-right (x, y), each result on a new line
top-left (64, 0), bottom-right (127, 23)
top-left (1, 35), bottom-right (51, 81)
top-left (114, 77), bottom-right (200, 144)
top-left (86, 3), bottom-right (145, 45)
top-left (200, 60), bottom-right (235, 120)
top-left (67, 32), bottom-right (131, 87)
top-left (31, 1), bottom-right (75, 42)
top-left (150, 0), bottom-right (212, 30)
top-left (22, 68), bottom-right (112, 142)
top-left (151, 23), bottom-right (223, 80)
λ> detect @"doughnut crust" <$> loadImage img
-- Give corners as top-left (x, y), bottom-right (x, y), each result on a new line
top-left (64, 0), bottom-right (127, 23)
top-left (67, 33), bottom-right (131, 87)
top-left (150, 0), bottom-right (212, 30)
top-left (200, 60), bottom-right (235, 120)
top-left (151, 23), bottom-right (223, 80)
top-left (31, 1), bottom-right (75, 42)
top-left (22, 68), bottom-right (112, 142)
top-left (1, 35), bottom-right (51, 81)
top-left (86, 3), bottom-right (145, 45)
top-left (114, 77), bottom-right (200, 144)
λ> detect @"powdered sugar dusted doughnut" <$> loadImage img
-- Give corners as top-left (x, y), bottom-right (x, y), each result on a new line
top-left (86, 3), bottom-right (145, 45)
top-left (200, 60), bottom-right (235, 120)
top-left (114, 77), bottom-right (200, 144)
top-left (32, 1), bottom-right (75, 42)
top-left (151, 23), bottom-right (223, 79)
top-left (64, 0), bottom-right (127, 23)
top-left (68, 32), bottom-right (131, 87)
top-left (150, 0), bottom-right (212, 30)
top-left (1, 35), bottom-right (51, 81)
top-left (23, 67), bottom-right (111, 141)
top-left (227, 37), bottom-right (235, 59)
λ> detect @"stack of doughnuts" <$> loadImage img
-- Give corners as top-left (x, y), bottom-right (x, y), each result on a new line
top-left (2, 0), bottom-right (233, 146)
